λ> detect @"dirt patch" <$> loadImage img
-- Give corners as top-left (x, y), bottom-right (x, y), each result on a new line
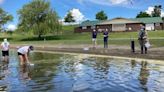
top-left (11, 44), bottom-right (164, 60)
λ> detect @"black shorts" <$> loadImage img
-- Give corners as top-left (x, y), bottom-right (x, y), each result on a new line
top-left (2, 51), bottom-right (9, 56)
top-left (18, 52), bottom-right (25, 56)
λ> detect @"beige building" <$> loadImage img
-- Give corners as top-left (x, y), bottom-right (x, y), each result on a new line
top-left (74, 17), bottom-right (164, 33)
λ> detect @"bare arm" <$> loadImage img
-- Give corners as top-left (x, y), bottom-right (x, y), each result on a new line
top-left (24, 53), bottom-right (30, 63)
top-left (0, 43), bottom-right (2, 49)
top-left (8, 45), bottom-right (10, 50)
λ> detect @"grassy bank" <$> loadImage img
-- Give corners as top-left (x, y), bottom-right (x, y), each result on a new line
top-left (0, 28), bottom-right (164, 47)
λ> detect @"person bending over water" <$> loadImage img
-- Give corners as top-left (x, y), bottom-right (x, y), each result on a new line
top-left (17, 46), bottom-right (34, 65)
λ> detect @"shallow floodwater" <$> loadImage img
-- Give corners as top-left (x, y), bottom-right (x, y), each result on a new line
top-left (0, 51), bottom-right (164, 92)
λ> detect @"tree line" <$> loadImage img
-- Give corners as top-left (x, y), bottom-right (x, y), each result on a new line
top-left (136, 5), bottom-right (162, 18)
top-left (0, 0), bottom-right (61, 39)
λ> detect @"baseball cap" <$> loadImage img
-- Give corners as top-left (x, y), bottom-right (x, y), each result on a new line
top-left (29, 46), bottom-right (34, 51)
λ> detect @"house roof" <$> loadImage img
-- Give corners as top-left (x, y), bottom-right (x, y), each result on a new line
top-left (131, 17), bottom-right (163, 24)
top-left (79, 17), bottom-right (163, 27)
top-left (98, 17), bottom-right (141, 25)
top-left (79, 20), bottom-right (101, 27)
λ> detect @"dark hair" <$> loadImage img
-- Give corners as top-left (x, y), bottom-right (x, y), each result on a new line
top-left (29, 46), bottom-right (34, 51)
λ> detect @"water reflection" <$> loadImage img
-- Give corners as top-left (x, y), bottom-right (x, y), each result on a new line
top-left (19, 64), bottom-right (32, 81)
top-left (0, 51), bottom-right (164, 92)
top-left (0, 61), bottom-right (9, 91)
top-left (0, 61), bottom-right (9, 80)
top-left (131, 60), bottom-right (137, 69)
top-left (138, 61), bottom-right (150, 91)
top-left (92, 57), bottom-right (110, 79)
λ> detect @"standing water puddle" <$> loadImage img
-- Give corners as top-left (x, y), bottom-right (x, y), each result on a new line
top-left (0, 50), bottom-right (164, 92)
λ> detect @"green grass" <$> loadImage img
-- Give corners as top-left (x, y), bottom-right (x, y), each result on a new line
top-left (61, 25), bottom-right (77, 35)
top-left (1, 29), bottom-right (164, 47)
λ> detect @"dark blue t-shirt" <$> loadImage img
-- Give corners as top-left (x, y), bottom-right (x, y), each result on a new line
top-left (104, 31), bottom-right (108, 41)
top-left (92, 31), bottom-right (97, 38)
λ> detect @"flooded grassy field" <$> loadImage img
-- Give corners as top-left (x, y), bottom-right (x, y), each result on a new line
top-left (0, 50), bottom-right (164, 92)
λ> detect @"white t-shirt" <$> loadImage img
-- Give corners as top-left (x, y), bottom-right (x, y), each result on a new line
top-left (1, 42), bottom-right (10, 51)
top-left (17, 46), bottom-right (29, 54)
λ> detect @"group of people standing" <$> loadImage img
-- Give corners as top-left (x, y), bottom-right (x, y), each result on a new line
top-left (92, 29), bottom-right (109, 48)
top-left (1, 38), bottom-right (34, 65)
top-left (92, 24), bottom-right (149, 54)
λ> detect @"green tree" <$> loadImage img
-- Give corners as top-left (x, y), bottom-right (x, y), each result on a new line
top-left (18, 0), bottom-right (61, 39)
top-left (64, 12), bottom-right (75, 23)
top-left (136, 11), bottom-right (151, 18)
top-left (152, 5), bottom-right (162, 17)
top-left (96, 11), bottom-right (108, 20)
top-left (0, 8), bottom-right (13, 31)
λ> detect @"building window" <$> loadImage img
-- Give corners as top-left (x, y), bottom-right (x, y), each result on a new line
top-left (155, 23), bottom-right (160, 26)
top-left (91, 26), bottom-right (96, 29)
top-left (112, 24), bottom-right (126, 31)
top-left (98, 29), bottom-right (103, 32)
top-left (82, 26), bottom-right (87, 29)
top-left (128, 27), bottom-right (132, 31)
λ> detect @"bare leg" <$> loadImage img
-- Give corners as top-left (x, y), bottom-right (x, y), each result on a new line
top-left (92, 39), bottom-right (97, 48)
top-left (2, 56), bottom-right (5, 61)
top-left (19, 55), bottom-right (24, 65)
top-left (4, 56), bottom-right (9, 62)
top-left (94, 40), bottom-right (97, 48)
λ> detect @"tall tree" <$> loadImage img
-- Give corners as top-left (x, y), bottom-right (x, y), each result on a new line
top-left (96, 11), bottom-right (108, 20)
top-left (0, 8), bottom-right (13, 31)
top-left (152, 5), bottom-right (162, 17)
top-left (162, 17), bottom-right (164, 21)
top-left (64, 12), bottom-right (75, 23)
top-left (18, 0), bottom-right (61, 39)
top-left (136, 11), bottom-right (151, 18)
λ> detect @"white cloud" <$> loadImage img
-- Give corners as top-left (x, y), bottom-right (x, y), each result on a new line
top-left (77, 0), bottom-right (132, 6)
top-left (63, 8), bottom-right (85, 24)
top-left (145, 6), bottom-right (164, 17)
top-left (7, 24), bottom-right (17, 31)
top-left (145, 6), bottom-right (154, 15)
top-left (110, 0), bottom-right (129, 5)
top-left (70, 8), bottom-right (85, 23)
top-left (0, 0), bottom-right (4, 4)
top-left (162, 12), bottom-right (164, 17)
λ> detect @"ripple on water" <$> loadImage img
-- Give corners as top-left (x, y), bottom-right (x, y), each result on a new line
top-left (1, 51), bottom-right (164, 92)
